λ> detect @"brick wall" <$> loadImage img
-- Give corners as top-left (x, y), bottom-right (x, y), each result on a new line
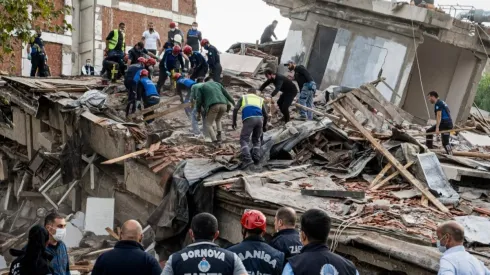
top-left (33, 0), bottom-right (65, 32)
top-left (101, 7), bottom-right (192, 49)
top-left (124, 0), bottom-right (172, 11)
top-left (45, 43), bottom-right (62, 76)
top-left (179, 0), bottom-right (196, 17)
top-left (0, 42), bottom-right (22, 75)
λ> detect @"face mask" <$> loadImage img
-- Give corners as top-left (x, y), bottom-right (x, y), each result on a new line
top-left (149, 28), bottom-right (154, 31)
top-left (52, 228), bottom-right (66, 242)
top-left (170, 28), bottom-right (175, 31)
top-left (192, 26), bottom-right (197, 30)
top-left (204, 45), bottom-right (209, 50)
top-left (437, 235), bottom-right (448, 253)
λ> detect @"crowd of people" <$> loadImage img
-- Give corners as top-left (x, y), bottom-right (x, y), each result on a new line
top-left (9, 207), bottom-right (490, 275)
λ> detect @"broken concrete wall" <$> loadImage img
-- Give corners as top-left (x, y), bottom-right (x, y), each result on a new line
top-left (124, 160), bottom-right (164, 206)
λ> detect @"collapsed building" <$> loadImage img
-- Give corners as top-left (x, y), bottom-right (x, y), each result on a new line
top-left (265, 0), bottom-right (490, 124)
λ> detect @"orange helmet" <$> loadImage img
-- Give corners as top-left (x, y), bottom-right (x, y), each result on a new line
top-left (146, 58), bottom-right (156, 66)
top-left (183, 45), bottom-right (193, 56)
top-left (140, 69), bottom-right (149, 77)
top-left (137, 57), bottom-right (146, 63)
top-left (173, 73), bottom-right (182, 80)
top-left (172, 45), bottom-right (181, 55)
top-left (201, 39), bottom-right (209, 47)
top-left (241, 210), bottom-right (266, 231)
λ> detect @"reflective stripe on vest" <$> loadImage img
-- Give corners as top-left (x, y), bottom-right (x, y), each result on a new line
top-left (241, 94), bottom-right (263, 110)
top-left (108, 30), bottom-right (125, 51)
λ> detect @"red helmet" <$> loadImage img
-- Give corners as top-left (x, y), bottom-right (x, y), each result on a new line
top-left (146, 58), bottom-right (156, 66)
top-left (169, 22), bottom-right (176, 28)
top-left (140, 69), bottom-right (149, 77)
top-left (123, 54), bottom-right (129, 62)
top-left (137, 57), bottom-right (146, 63)
top-left (201, 39), bottom-right (209, 47)
top-left (183, 45), bottom-right (193, 55)
top-left (173, 73), bottom-right (182, 80)
top-left (241, 210), bottom-right (266, 231)
top-left (172, 45), bottom-right (181, 55)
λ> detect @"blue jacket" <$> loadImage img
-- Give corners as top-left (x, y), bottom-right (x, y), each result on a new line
top-left (228, 236), bottom-right (284, 275)
top-left (92, 240), bottom-right (162, 275)
top-left (125, 64), bottom-right (144, 86)
top-left (160, 48), bottom-right (184, 71)
top-left (45, 241), bottom-right (70, 275)
top-left (177, 77), bottom-right (196, 88)
top-left (269, 228), bottom-right (303, 260)
top-left (189, 52), bottom-right (208, 71)
top-left (137, 77), bottom-right (159, 104)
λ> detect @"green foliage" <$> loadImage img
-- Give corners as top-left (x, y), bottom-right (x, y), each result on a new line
top-left (0, 0), bottom-right (72, 68)
top-left (475, 73), bottom-right (490, 112)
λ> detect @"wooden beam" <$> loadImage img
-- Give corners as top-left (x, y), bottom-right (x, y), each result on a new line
top-left (412, 127), bottom-right (476, 136)
top-left (362, 84), bottom-right (414, 122)
top-left (344, 93), bottom-right (384, 130)
top-left (332, 101), bottom-right (449, 213)
top-left (371, 161), bottom-right (415, 190)
top-left (128, 96), bottom-right (180, 119)
top-left (144, 102), bottom-right (191, 121)
top-left (369, 163), bottom-right (392, 188)
top-left (101, 148), bottom-right (149, 165)
top-left (431, 149), bottom-right (490, 160)
top-left (105, 227), bottom-right (120, 240)
top-left (293, 103), bottom-right (347, 123)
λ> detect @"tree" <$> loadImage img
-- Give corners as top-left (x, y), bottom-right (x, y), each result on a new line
top-left (0, 0), bottom-right (72, 69)
top-left (474, 73), bottom-right (490, 112)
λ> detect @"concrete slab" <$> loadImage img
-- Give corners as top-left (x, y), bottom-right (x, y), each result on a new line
top-left (0, 154), bottom-right (7, 181)
top-left (124, 160), bottom-right (164, 206)
top-left (220, 53), bottom-right (263, 76)
top-left (460, 131), bottom-right (490, 147)
top-left (38, 132), bottom-right (55, 151)
top-left (65, 222), bottom-right (83, 248)
top-left (84, 197), bottom-right (114, 236)
top-left (441, 163), bottom-right (490, 182)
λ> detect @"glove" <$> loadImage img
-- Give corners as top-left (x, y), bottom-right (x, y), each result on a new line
top-left (232, 123), bottom-right (237, 130)
top-left (27, 54), bottom-right (32, 60)
top-left (166, 71), bottom-right (171, 76)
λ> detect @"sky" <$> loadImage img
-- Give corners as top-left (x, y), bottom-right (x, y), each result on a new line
top-left (196, 0), bottom-right (490, 52)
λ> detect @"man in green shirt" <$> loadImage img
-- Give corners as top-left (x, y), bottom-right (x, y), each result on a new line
top-left (194, 79), bottom-right (235, 144)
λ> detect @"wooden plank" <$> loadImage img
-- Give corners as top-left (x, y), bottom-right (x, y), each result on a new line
top-left (411, 127), bottom-right (476, 136)
top-left (293, 103), bottom-right (347, 124)
top-left (371, 161), bottom-right (415, 190)
top-left (101, 148), bottom-right (149, 165)
top-left (105, 227), bottom-right (120, 240)
top-left (344, 93), bottom-right (384, 130)
top-left (431, 149), bottom-right (490, 159)
top-left (351, 89), bottom-right (395, 122)
top-left (369, 163), bottom-right (392, 188)
top-left (332, 101), bottom-right (449, 213)
top-left (128, 96), bottom-right (180, 119)
top-left (152, 160), bottom-right (173, 173)
top-left (362, 83), bottom-right (414, 122)
top-left (301, 189), bottom-right (365, 199)
top-left (144, 102), bottom-right (191, 121)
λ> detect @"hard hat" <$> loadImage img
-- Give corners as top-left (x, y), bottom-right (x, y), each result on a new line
top-left (183, 45), bottom-right (193, 55)
top-left (140, 69), bottom-right (149, 77)
top-left (146, 58), bottom-right (156, 66)
top-left (137, 57), bottom-right (146, 63)
top-left (201, 39), bottom-right (209, 47)
top-left (169, 22), bottom-right (176, 28)
top-left (173, 73), bottom-right (182, 80)
top-left (241, 210), bottom-right (266, 231)
top-left (172, 45), bottom-right (181, 55)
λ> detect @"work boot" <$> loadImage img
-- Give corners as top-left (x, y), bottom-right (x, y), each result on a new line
top-left (216, 131), bottom-right (222, 142)
top-left (297, 116), bottom-right (307, 121)
top-left (240, 159), bottom-right (254, 170)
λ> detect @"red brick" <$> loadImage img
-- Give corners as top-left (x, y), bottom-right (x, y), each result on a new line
top-left (0, 40), bottom-right (22, 75)
top-left (33, 0), bottom-right (66, 33)
top-left (101, 8), bottom-right (192, 49)
top-left (125, 0), bottom-right (172, 12)
top-left (44, 43), bottom-right (63, 76)
top-left (179, 0), bottom-right (196, 17)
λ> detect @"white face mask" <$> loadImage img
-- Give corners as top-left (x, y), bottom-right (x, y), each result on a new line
top-left (170, 28), bottom-right (176, 31)
top-left (192, 26), bottom-right (197, 30)
top-left (53, 228), bottom-right (66, 242)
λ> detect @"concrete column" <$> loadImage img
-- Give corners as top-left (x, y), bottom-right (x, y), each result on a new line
top-left (458, 52), bottom-right (487, 122)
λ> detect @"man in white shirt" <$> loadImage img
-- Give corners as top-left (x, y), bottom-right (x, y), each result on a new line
top-left (437, 221), bottom-right (490, 275)
top-left (142, 22), bottom-right (161, 55)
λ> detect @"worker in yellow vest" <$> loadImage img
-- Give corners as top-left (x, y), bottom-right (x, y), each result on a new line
top-left (232, 89), bottom-right (269, 169)
top-left (105, 22), bottom-right (126, 75)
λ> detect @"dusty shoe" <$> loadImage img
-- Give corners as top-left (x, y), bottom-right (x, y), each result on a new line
top-left (240, 159), bottom-right (254, 170)
top-left (216, 131), bottom-right (222, 142)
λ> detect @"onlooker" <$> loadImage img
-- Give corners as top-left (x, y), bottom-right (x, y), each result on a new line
top-left (437, 221), bottom-right (490, 274)
top-left (186, 21), bottom-right (202, 52)
top-left (194, 80), bottom-right (235, 144)
top-left (44, 212), bottom-right (70, 275)
top-left (81, 59), bottom-right (95, 75)
top-left (260, 20), bottom-right (278, 44)
top-left (259, 69), bottom-right (298, 123)
top-left (270, 207), bottom-right (303, 260)
top-left (282, 209), bottom-right (359, 275)
top-left (167, 22), bottom-right (184, 46)
top-left (27, 30), bottom-right (47, 77)
top-left (142, 22), bottom-right (161, 55)
top-left (161, 213), bottom-right (248, 275)
top-left (127, 42), bottom-right (159, 65)
top-left (9, 225), bottom-right (54, 275)
top-left (105, 22), bottom-right (126, 75)
top-left (201, 39), bottom-right (222, 82)
top-left (92, 220), bottom-right (162, 275)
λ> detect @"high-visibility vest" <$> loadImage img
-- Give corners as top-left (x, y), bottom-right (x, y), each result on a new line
top-left (241, 94), bottom-right (264, 121)
top-left (108, 29), bottom-right (125, 51)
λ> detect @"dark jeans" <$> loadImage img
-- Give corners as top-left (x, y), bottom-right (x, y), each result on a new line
top-left (277, 92), bottom-right (296, 123)
top-left (191, 66), bottom-right (208, 81)
top-left (108, 50), bottom-right (125, 75)
top-left (426, 120), bottom-right (453, 154)
top-left (157, 68), bottom-right (168, 93)
top-left (144, 97), bottom-right (160, 123)
top-left (240, 117), bottom-right (263, 163)
top-left (210, 63), bottom-right (222, 83)
top-left (30, 54), bottom-right (46, 77)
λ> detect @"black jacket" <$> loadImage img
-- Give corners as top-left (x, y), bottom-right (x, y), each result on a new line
top-left (9, 248), bottom-right (54, 275)
top-left (293, 65), bottom-right (314, 90)
top-left (259, 74), bottom-right (298, 97)
top-left (206, 45), bottom-right (220, 69)
top-left (269, 229), bottom-right (303, 260)
top-left (91, 240), bottom-right (162, 275)
top-left (228, 236), bottom-right (284, 275)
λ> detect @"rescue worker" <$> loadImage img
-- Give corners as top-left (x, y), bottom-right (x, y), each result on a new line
top-left (282, 209), bottom-right (359, 275)
top-left (161, 213), bottom-right (248, 275)
top-left (167, 22), bottom-right (184, 46)
top-left (232, 89), bottom-right (268, 169)
top-left (136, 69), bottom-right (160, 123)
top-left (81, 58), bottom-right (95, 75)
top-left (127, 42), bottom-right (159, 65)
top-left (427, 91), bottom-right (453, 155)
top-left (259, 69), bottom-right (298, 123)
top-left (27, 30), bottom-right (47, 77)
top-left (157, 45), bottom-right (185, 93)
top-left (270, 207), bottom-right (303, 260)
top-left (105, 22), bottom-right (126, 75)
top-left (144, 58), bottom-right (157, 80)
top-left (186, 22), bottom-right (202, 52)
top-left (286, 60), bottom-right (316, 120)
top-left (183, 45), bottom-right (208, 81)
top-left (125, 57), bottom-right (146, 117)
top-left (260, 20), bottom-right (278, 44)
top-left (194, 80), bottom-right (235, 144)
top-left (174, 72), bottom-right (195, 103)
top-left (201, 39), bottom-right (222, 83)
top-left (228, 210), bottom-right (284, 275)
top-left (102, 54), bottom-right (127, 81)
top-left (174, 74), bottom-right (207, 136)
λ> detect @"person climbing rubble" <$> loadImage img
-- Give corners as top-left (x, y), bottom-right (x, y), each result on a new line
top-left (157, 45), bottom-right (185, 93)
top-left (426, 91), bottom-right (453, 155)
top-left (201, 39), bottom-right (222, 83)
top-left (136, 69), bottom-right (160, 123)
top-left (232, 89), bottom-right (268, 169)
top-left (125, 57), bottom-right (146, 117)
top-left (259, 69), bottom-right (298, 123)
top-left (286, 60), bottom-right (316, 120)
